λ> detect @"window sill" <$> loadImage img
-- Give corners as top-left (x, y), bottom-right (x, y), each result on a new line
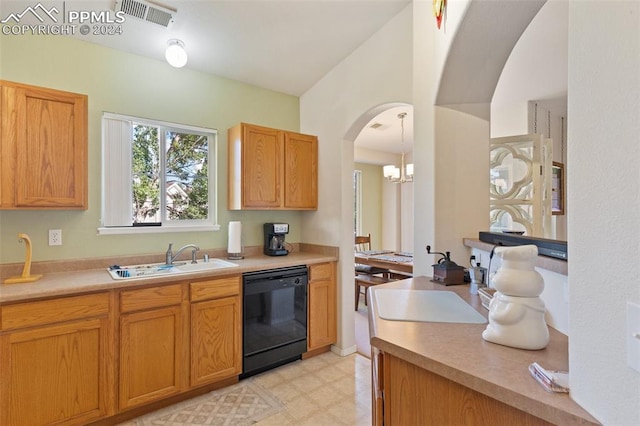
top-left (97, 224), bottom-right (220, 235)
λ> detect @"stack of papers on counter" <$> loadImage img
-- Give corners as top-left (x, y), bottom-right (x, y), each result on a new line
top-left (528, 362), bottom-right (569, 393)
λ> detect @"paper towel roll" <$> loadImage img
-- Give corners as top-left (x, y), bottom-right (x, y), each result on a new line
top-left (227, 221), bottom-right (243, 258)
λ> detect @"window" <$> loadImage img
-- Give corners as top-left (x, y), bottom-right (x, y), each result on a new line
top-left (353, 169), bottom-right (362, 235)
top-left (100, 112), bottom-right (219, 234)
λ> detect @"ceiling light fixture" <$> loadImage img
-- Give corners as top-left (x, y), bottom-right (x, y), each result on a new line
top-left (383, 112), bottom-right (414, 184)
top-left (165, 39), bottom-right (187, 68)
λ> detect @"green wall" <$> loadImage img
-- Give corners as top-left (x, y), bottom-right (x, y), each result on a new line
top-left (0, 35), bottom-right (304, 263)
top-left (354, 162), bottom-right (383, 250)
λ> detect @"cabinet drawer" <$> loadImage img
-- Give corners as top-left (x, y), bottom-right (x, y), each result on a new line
top-left (1, 293), bottom-right (109, 331)
top-left (309, 263), bottom-right (332, 281)
top-left (190, 276), bottom-right (240, 302)
top-left (120, 284), bottom-right (182, 313)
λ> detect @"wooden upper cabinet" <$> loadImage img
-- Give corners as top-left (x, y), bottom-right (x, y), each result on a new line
top-left (0, 80), bottom-right (88, 209)
top-left (231, 123), bottom-right (282, 209)
top-left (284, 131), bottom-right (318, 209)
top-left (228, 122), bottom-right (317, 210)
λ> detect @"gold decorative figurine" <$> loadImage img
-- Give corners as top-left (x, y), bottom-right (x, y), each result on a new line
top-left (4, 233), bottom-right (43, 284)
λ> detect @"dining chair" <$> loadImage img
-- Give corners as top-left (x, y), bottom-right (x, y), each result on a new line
top-left (354, 233), bottom-right (390, 276)
top-left (354, 233), bottom-right (390, 309)
top-left (354, 273), bottom-right (389, 310)
top-left (354, 233), bottom-right (373, 252)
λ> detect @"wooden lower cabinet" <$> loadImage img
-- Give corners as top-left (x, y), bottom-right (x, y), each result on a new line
top-left (0, 293), bottom-right (113, 426)
top-left (118, 284), bottom-right (186, 410)
top-left (371, 348), bottom-right (384, 426)
top-left (377, 353), bottom-right (552, 425)
top-left (307, 262), bottom-right (337, 350)
top-left (0, 267), bottom-right (338, 424)
top-left (119, 305), bottom-right (185, 409)
top-left (190, 276), bottom-right (242, 387)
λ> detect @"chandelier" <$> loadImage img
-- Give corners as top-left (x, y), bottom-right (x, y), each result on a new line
top-left (383, 112), bottom-right (414, 183)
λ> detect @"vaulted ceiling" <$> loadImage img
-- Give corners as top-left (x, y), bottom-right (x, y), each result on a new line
top-left (40, 0), bottom-right (410, 97)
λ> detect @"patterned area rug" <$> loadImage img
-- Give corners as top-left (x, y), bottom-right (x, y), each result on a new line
top-left (137, 380), bottom-right (284, 426)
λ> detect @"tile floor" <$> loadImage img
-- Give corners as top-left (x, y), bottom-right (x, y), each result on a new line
top-left (120, 351), bottom-right (372, 425)
top-left (121, 300), bottom-right (373, 425)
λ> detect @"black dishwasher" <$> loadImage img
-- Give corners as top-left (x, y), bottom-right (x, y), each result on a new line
top-left (241, 265), bottom-right (308, 378)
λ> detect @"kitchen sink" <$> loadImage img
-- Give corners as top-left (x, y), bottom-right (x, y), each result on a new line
top-left (107, 258), bottom-right (239, 280)
top-left (174, 259), bottom-right (240, 273)
top-left (374, 289), bottom-right (487, 324)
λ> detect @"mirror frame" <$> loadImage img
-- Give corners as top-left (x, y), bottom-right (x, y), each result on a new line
top-left (552, 162), bottom-right (565, 215)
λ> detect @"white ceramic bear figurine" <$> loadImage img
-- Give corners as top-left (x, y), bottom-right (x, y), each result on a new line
top-left (482, 244), bottom-right (549, 350)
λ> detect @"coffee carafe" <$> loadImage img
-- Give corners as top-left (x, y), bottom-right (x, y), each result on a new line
top-left (263, 223), bottom-right (289, 256)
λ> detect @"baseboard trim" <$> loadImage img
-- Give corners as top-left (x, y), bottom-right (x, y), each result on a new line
top-left (331, 344), bottom-right (357, 356)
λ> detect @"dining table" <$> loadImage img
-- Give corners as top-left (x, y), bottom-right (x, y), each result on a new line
top-left (354, 250), bottom-right (413, 275)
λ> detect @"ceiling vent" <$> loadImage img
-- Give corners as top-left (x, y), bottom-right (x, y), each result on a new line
top-left (115, 0), bottom-right (176, 27)
top-left (369, 122), bottom-right (384, 129)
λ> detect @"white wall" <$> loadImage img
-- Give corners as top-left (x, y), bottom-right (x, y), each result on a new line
top-left (300, 5), bottom-right (413, 353)
top-left (433, 106), bottom-right (490, 265)
top-left (491, 0), bottom-right (568, 139)
top-left (400, 182), bottom-right (413, 253)
top-left (568, 2), bottom-right (640, 423)
top-left (491, 0), bottom-right (568, 241)
top-left (306, 0), bottom-right (639, 423)
top-left (412, 0), bottom-right (475, 276)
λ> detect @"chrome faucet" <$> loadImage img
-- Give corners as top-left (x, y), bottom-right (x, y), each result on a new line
top-left (165, 243), bottom-right (199, 265)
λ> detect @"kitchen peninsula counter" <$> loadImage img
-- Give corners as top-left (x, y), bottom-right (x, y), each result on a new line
top-left (368, 277), bottom-right (599, 425)
top-left (0, 245), bottom-right (337, 304)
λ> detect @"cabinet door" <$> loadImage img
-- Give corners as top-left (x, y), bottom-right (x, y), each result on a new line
top-left (284, 132), bottom-right (318, 209)
top-left (191, 295), bottom-right (242, 387)
top-left (10, 83), bottom-right (87, 208)
top-left (241, 124), bottom-right (282, 208)
top-left (0, 318), bottom-right (111, 426)
top-left (119, 306), bottom-right (184, 409)
top-left (0, 85), bottom-right (7, 207)
top-left (308, 263), bottom-right (337, 350)
top-left (383, 354), bottom-right (553, 425)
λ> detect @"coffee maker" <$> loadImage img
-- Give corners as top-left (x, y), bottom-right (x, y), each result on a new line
top-left (263, 223), bottom-right (289, 256)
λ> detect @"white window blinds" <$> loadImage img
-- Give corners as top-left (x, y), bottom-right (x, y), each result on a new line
top-left (102, 114), bottom-right (133, 227)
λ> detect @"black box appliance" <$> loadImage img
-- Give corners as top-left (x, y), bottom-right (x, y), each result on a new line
top-left (478, 232), bottom-right (567, 261)
top-left (263, 223), bottom-right (289, 256)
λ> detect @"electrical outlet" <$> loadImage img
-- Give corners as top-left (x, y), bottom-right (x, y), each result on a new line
top-left (48, 229), bottom-right (62, 246)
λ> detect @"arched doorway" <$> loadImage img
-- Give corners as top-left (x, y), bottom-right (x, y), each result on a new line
top-left (351, 103), bottom-right (413, 251)
top-left (348, 102), bottom-right (414, 356)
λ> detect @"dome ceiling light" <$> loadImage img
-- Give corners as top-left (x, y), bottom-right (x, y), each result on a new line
top-left (165, 39), bottom-right (187, 68)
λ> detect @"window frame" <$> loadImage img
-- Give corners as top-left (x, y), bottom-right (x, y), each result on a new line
top-left (98, 112), bottom-right (220, 235)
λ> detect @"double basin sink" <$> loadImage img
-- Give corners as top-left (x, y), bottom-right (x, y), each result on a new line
top-left (108, 258), bottom-right (239, 280)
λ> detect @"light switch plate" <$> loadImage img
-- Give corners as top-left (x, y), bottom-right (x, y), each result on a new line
top-left (627, 302), bottom-right (640, 373)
